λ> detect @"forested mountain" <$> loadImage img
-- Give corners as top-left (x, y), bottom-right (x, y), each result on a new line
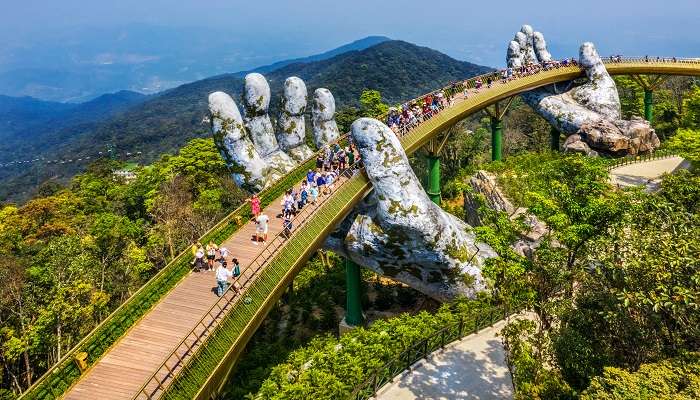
top-left (245, 36), bottom-right (390, 75)
top-left (0, 40), bottom-right (491, 202)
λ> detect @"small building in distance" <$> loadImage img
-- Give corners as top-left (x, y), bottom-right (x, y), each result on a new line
top-left (113, 163), bottom-right (139, 183)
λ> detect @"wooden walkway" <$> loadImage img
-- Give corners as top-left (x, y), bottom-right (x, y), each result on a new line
top-left (63, 181), bottom-right (338, 399)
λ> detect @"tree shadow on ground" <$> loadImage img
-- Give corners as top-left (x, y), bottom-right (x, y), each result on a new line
top-left (380, 335), bottom-right (513, 400)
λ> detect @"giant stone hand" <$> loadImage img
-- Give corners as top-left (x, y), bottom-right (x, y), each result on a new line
top-left (326, 118), bottom-right (497, 302)
top-left (209, 73), bottom-right (340, 190)
top-left (508, 25), bottom-right (660, 156)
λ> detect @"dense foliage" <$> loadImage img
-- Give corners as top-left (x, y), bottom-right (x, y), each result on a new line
top-left (580, 352), bottom-right (700, 399)
top-left (0, 138), bottom-right (245, 396)
top-left (467, 153), bottom-right (699, 399)
top-left (251, 298), bottom-right (491, 399)
top-left (223, 252), bottom-right (431, 399)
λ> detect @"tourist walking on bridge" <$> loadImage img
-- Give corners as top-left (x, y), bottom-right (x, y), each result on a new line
top-left (250, 193), bottom-right (261, 220)
top-left (215, 261), bottom-right (232, 297)
top-left (206, 241), bottom-right (218, 271)
top-left (255, 212), bottom-right (269, 244)
top-left (193, 243), bottom-right (205, 272)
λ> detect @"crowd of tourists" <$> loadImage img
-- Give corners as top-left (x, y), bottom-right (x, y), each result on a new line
top-left (385, 91), bottom-right (450, 134)
top-left (196, 142), bottom-right (360, 297)
top-left (191, 241), bottom-right (241, 296)
top-left (384, 57), bottom-right (579, 134)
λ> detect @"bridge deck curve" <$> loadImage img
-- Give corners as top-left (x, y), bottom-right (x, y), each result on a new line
top-left (56, 59), bottom-right (700, 399)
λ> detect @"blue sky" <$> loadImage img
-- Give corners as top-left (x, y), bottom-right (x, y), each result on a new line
top-left (0, 0), bottom-right (697, 101)
top-left (2, 0), bottom-right (698, 67)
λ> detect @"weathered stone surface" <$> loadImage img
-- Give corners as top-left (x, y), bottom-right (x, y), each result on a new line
top-left (243, 73), bottom-right (271, 114)
top-left (277, 77), bottom-right (313, 161)
top-left (464, 170), bottom-right (550, 259)
top-left (208, 91), bottom-right (269, 189)
top-left (243, 73), bottom-right (284, 160)
top-left (326, 118), bottom-right (497, 302)
top-left (210, 74), bottom-right (344, 189)
top-left (312, 88), bottom-right (341, 147)
top-left (563, 134), bottom-right (599, 156)
top-left (509, 26), bottom-right (660, 156)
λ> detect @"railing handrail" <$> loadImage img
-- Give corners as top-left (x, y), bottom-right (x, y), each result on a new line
top-left (349, 304), bottom-right (518, 399)
top-left (606, 149), bottom-right (679, 171)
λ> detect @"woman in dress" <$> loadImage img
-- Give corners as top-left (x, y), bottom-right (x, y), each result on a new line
top-left (250, 193), bottom-right (261, 220)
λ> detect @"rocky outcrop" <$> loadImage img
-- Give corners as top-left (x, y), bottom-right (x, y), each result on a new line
top-left (312, 88), bottom-right (341, 147)
top-left (325, 118), bottom-right (497, 302)
top-left (509, 25), bottom-right (660, 156)
top-left (464, 170), bottom-right (550, 259)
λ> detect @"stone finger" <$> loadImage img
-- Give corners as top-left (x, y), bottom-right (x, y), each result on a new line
top-left (277, 76), bottom-right (314, 161)
top-left (312, 88), bottom-right (341, 147)
top-left (533, 31), bottom-right (552, 63)
top-left (209, 91), bottom-right (268, 189)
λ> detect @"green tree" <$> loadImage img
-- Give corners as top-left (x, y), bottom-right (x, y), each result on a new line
top-left (334, 106), bottom-right (360, 134)
top-left (681, 85), bottom-right (700, 128)
top-left (359, 89), bottom-right (388, 118)
top-left (580, 353), bottom-right (700, 399)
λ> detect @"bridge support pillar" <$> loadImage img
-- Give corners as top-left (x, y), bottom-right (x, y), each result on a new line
top-left (340, 258), bottom-right (364, 334)
top-left (427, 153), bottom-right (441, 206)
top-left (491, 116), bottom-right (503, 161)
top-left (550, 127), bottom-right (560, 151)
top-left (644, 89), bottom-right (654, 125)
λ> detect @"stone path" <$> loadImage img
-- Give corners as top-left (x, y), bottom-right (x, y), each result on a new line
top-left (375, 318), bottom-right (514, 400)
top-left (609, 155), bottom-right (691, 191)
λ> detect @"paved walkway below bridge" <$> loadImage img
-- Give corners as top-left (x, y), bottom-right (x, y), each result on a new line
top-left (609, 155), bottom-right (691, 191)
top-left (374, 318), bottom-right (515, 400)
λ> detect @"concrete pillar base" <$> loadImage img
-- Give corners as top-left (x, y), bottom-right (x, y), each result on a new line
top-left (339, 315), bottom-right (364, 336)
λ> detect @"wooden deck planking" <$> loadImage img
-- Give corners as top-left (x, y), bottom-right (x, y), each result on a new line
top-left (63, 179), bottom-right (345, 399)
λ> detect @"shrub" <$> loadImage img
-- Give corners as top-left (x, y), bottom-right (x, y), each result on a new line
top-left (580, 353), bottom-right (700, 399)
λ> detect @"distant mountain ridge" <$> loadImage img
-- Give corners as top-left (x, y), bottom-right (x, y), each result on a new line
top-left (62, 40), bottom-right (490, 164)
top-left (0, 39), bottom-right (491, 202)
top-left (0, 90), bottom-right (148, 160)
top-left (244, 36), bottom-right (391, 75)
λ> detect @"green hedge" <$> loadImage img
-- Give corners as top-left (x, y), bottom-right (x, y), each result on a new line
top-left (255, 300), bottom-right (505, 400)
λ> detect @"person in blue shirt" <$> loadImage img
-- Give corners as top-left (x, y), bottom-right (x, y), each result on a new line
top-left (299, 182), bottom-right (308, 209)
top-left (307, 169), bottom-right (315, 183)
top-left (316, 173), bottom-right (326, 195)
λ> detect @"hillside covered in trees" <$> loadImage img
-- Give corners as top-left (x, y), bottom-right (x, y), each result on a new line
top-left (0, 58), bottom-right (698, 399)
top-left (0, 40), bottom-right (490, 202)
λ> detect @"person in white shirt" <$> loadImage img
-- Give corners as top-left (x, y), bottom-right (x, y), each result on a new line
top-left (219, 247), bottom-right (229, 260)
top-left (255, 213), bottom-right (270, 244)
top-left (215, 262), bottom-right (232, 296)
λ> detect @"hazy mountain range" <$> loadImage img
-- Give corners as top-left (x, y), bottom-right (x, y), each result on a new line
top-left (0, 38), bottom-right (491, 202)
top-left (0, 24), bottom-right (390, 103)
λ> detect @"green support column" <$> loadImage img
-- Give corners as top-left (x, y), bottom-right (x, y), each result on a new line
top-left (644, 89), bottom-right (654, 125)
top-left (491, 116), bottom-right (503, 161)
top-left (345, 258), bottom-right (364, 326)
top-left (427, 153), bottom-right (441, 206)
top-left (550, 127), bottom-right (560, 151)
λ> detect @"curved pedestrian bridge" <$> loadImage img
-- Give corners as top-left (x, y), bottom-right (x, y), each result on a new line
top-left (21, 58), bottom-right (700, 400)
